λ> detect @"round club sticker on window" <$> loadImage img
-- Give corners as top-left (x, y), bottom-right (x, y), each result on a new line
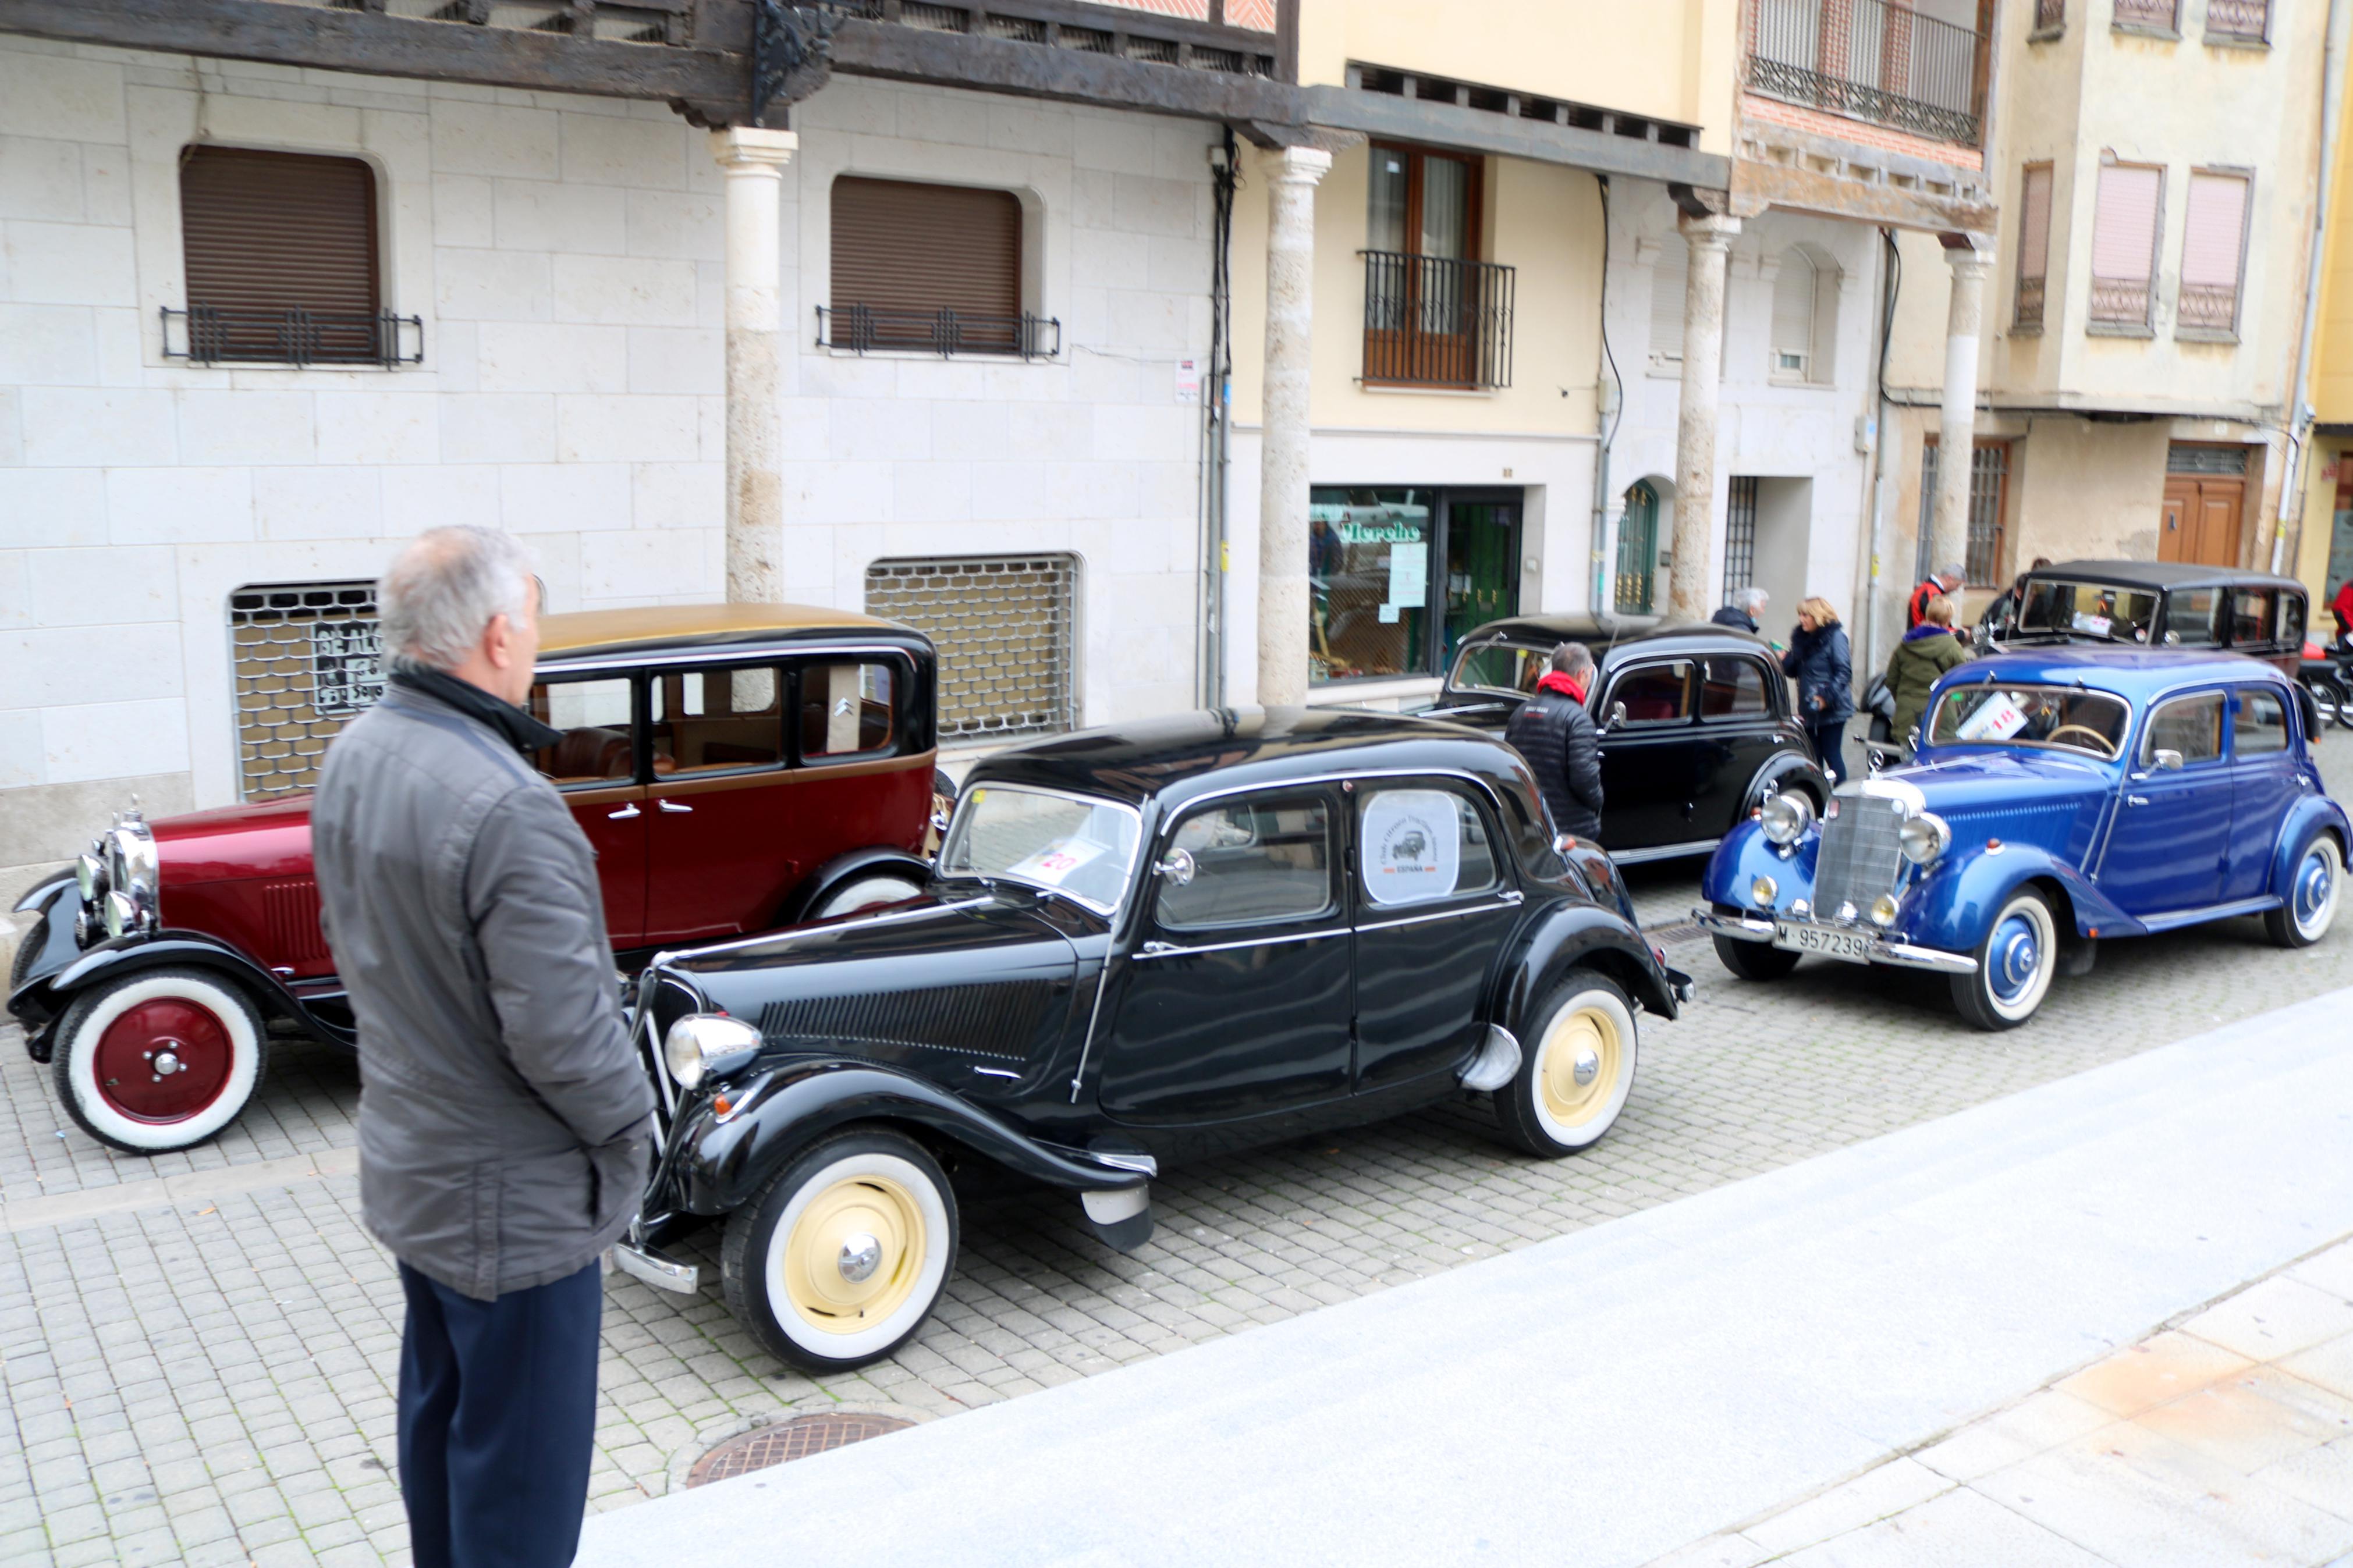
top-left (1362, 789), bottom-right (1461, 907)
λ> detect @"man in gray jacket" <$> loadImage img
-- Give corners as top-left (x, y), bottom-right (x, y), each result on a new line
top-left (314, 526), bottom-right (653, 1568)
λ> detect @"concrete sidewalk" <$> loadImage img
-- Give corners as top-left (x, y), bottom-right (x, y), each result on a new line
top-left (578, 988), bottom-right (2353, 1568)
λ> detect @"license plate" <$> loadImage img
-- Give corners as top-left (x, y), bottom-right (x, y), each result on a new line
top-left (1773, 920), bottom-right (1874, 962)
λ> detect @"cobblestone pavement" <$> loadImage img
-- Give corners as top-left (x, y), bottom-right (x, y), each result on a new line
top-left (1, 732), bottom-right (2348, 1565)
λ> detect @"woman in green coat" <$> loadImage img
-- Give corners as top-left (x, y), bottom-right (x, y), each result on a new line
top-left (1886, 593), bottom-right (1968, 747)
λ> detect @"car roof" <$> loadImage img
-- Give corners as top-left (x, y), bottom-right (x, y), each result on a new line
top-left (965, 707), bottom-right (1529, 812)
top-left (2027, 559), bottom-right (2306, 595)
top-left (1939, 645), bottom-right (2294, 696)
top-left (537, 603), bottom-right (925, 662)
top-left (1454, 614), bottom-right (1776, 667)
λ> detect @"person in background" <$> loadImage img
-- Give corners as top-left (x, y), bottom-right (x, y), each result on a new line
top-left (1886, 593), bottom-right (1969, 749)
top-left (1712, 586), bottom-right (1769, 635)
top-left (2331, 575), bottom-right (2353, 653)
top-left (1908, 563), bottom-right (1969, 633)
top-left (313, 526), bottom-right (654, 1568)
top-left (1985, 556), bottom-right (2053, 636)
top-left (1504, 641), bottom-right (1605, 841)
top-left (1782, 597), bottom-right (1855, 786)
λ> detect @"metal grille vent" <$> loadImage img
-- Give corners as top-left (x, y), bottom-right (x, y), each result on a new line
top-left (687, 1414), bottom-right (913, 1488)
top-left (865, 556), bottom-right (1076, 741)
top-left (755, 980), bottom-right (1057, 1061)
top-left (1722, 476), bottom-right (1758, 606)
top-left (1813, 791), bottom-right (1910, 915)
top-left (229, 581), bottom-right (385, 799)
top-left (2167, 444), bottom-right (2250, 476)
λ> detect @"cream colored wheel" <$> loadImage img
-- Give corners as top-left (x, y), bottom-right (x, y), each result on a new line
top-left (722, 1130), bottom-right (957, 1373)
top-left (1495, 972), bottom-right (1639, 1157)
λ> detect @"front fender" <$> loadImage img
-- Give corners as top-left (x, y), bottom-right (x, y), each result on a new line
top-left (6, 879), bottom-right (82, 1012)
top-left (1700, 819), bottom-right (1820, 916)
top-left (1498, 904), bottom-right (1677, 1027)
top-left (778, 847), bottom-right (936, 925)
top-left (12, 869), bottom-right (73, 915)
top-left (668, 1056), bottom-right (1148, 1216)
top-left (31, 931), bottom-right (349, 1047)
top-left (1901, 846), bottom-right (2145, 951)
top-left (2272, 795), bottom-right (2353, 898)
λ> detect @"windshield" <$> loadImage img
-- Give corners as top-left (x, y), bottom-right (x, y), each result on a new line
top-left (938, 785), bottom-right (1141, 913)
top-left (1926, 684), bottom-right (2131, 760)
top-left (1449, 639), bottom-right (1552, 696)
top-left (2018, 580), bottom-right (2160, 645)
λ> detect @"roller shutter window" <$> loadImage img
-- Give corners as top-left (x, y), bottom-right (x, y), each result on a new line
top-left (2015, 163), bottom-right (2053, 329)
top-left (831, 177), bottom-right (1024, 355)
top-left (2088, 162), bottom-right (2162, 327)
top-left (180, 147), bottom-right (381, 365)
top-left (2178, 170), bottom-right (2251, 338)
top-left (1650, 239), bottom-right (1688, 364)
top-left (1769, 250), bottom-right (1815, 379)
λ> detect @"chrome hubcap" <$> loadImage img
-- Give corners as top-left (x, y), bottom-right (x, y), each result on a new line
top-left (1989, 915), bottom-right (2042, 1002)
top-left (2300, 855), bottom-right (2333, 925)
top-left (837, 1233), bottom-right (882, 1285)
top-left (1571, 1048), bottom-right (1600, 1087)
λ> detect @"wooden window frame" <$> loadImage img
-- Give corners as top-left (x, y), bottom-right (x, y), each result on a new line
top-left (2014, 161), bottom-right (2054, 333)
top-left (2174, 165), bottom-right (2255, 345)
top-left (2087, 158), bottom-right (2164, 337)
top-left (1362, 141), bottom-right (1487, 390)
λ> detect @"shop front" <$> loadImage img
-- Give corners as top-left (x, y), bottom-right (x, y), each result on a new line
top-left (1307, 487), bottom-right (1523, 687)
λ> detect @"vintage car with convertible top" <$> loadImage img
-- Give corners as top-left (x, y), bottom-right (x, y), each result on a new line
top-left (7, 605), bottom-right (950, 1155)
top-left (1696, 648), bottom-right (2344, 1029)
top-left (1416, 612), bottom-right (1829, 862)
top-left (611, 707), bottom-right (1691, 1372)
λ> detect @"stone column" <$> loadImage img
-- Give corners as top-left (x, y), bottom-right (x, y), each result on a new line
top-left (1257, 144), bottom-right (1332, 707)
top-left (1666, 212), bottom-right (1740, 623)
top-left (711, 126), bottom-right (798, 605)
top-left (1928, 242), bottom-right (1993, 581)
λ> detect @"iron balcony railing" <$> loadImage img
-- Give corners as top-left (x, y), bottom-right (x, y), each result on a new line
top-left (2112, 0), bottom-right (2179, 30)
top-left (1745, 0), bottom-right (1987, 147)
top-left (2205, 0), bottom-right (2270, 42)
top-left (1358, 251), bottom-right (1515, 390)
top-left (2034, 0), bottom-right (2065, 31)
top-left (817, 304), bottom-right (1061, 359)
top-left (161, 305), bottom-right (423, 369)
top-left (2015, 274), bottom-right (2047, 330)
top-left (2089, 276), bottom-right (2152, 329)
top-left (2177, 282), bottom-right (2241, 335)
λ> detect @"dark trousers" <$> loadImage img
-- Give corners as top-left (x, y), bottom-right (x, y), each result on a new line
top-left (398, 1259), bottom-right (602, 1568)
top-left (1808, 719), bottom-right (1851, 787)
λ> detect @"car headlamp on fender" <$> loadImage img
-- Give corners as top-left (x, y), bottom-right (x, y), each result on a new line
top-left (1759, 791), bottom-right (1813, 847)
top-left (663, 1014), bottom-right (762, 1090)
top-left (1898, 812), bottom-right (1951, 866)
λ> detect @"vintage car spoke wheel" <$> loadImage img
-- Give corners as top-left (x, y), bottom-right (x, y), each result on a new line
top-left (722, 1129), bottom-right (958, 1373)
top-left (1493, 972), bottom-right (1638, 1158)
top-left (2265, 834), bottom-right (2343, 949)
top-left (52, 968), bottom-right (267, 1153)
top-left (809, 874), bottom-right (925, 920)
top-left (1713, 933), bottom-right (1800, 981)
top-left (1950, 889), bottom-right (2057, 1032)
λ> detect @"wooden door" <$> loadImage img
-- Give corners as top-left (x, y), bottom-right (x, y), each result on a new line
top-left (2160, 477), bottom-right (2242, 567)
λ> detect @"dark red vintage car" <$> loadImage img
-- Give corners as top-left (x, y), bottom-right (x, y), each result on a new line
top-left (7, 605), bottom-right (947, 1155)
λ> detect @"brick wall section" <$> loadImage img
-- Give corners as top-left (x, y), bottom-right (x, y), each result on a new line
top-left (1741, 92), bottom-right (1986, 172)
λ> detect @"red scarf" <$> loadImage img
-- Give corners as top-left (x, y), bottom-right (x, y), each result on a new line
top-left (1536, 670), bottom-right (1588, 704)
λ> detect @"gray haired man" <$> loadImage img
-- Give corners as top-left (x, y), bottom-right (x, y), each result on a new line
top-left (1711, 585), bottom-right (1769, 635)
top-left (313, 526), bottom-right (652, 1568)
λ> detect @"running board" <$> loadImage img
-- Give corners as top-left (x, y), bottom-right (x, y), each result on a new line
top-left (1609, 839), bottom-right (1722, 865)
top-left (2138, 895), bottom-right (2281, 934)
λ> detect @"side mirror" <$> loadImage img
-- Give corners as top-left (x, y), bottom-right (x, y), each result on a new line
top-left (1605, 701), bottom-right (1628, 731)
top-left (1155, 847), bottom-right (1196, 887)
top-left (2152, 747), bottom-right (2184, 773)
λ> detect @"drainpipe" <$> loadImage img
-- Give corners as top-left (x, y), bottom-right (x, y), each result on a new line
top-left (2277, 0), bottom-right (2352, 573)
top-left (1591, 176), bottom-right (1623, 615)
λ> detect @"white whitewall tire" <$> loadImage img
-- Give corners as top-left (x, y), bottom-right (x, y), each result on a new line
top-left (1494, 972), bottom-right (1639, 1158)
top-left (52, 968), bottom-right (267, 1154)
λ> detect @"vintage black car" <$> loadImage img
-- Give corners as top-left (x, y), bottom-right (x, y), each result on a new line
top-left (1978, 560), bottom-right (2310, 678)
top-left (1418, 614), bottom-right (1829, 862)
top-left (611, 708), bottom-right (1690, 1372)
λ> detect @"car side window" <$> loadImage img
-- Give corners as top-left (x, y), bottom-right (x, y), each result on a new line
top-left (2235, 689), bottom-right (2290, 758)
top-left (801, 661), bottom-right (898, 760)
top-left (529, 676), bottom-right (636, 787)
top-left (2143, 692), bottom-right (2226, 767)
top-left (2281, 595), bottom-right (2306, 648)
top-left (651, 666), bottom-right (784, 776)
top-left (1157, 794), bottom-right (1333, 930)
top-left (2227, 589), bottom-right (2275, 646)
top-left (1699, 657), bottom-right (1770, 719)
top-left (1607, 661), bottom-right (1693, 725)
top-left (1357, 786), bottom-right (1500, 909)
top-left (2166, 588), bottom-right (2221, 646)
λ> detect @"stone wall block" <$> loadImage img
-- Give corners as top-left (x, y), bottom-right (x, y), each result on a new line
top-left (26, 546), bottom-right (177, 626)
top-left (41, 698), bottom-right (189, 786)
top-left (551, 255), bottom-right (697, 326)
top-left (0, 470), bottom-right (106, 549)
top-left (104, 468), bottom-right (250, 545)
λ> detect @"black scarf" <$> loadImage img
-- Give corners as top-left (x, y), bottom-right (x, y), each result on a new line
top-left (389, 666), bottom-right (565, 755)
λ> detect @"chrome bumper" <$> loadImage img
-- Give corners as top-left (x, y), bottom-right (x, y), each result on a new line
top-left (610, 1235), bottom-right (700, 1295)
top-left (1690, 908), bottom-right (1978, 976)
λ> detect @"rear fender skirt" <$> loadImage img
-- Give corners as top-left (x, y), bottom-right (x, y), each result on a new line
top-left (33, 933), bottom-right (349, 1049)
top-left (1903, 849), bottom-right (2144, 952)
top-left (776, 848), bottom-right (935, 925)
top-left (668, 1057), bottom-right (1151, 1216)
top-left (1497, 905), bottom-right (1677, 1026)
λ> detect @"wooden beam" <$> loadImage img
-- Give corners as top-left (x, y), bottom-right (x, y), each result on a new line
top-left (1299, 85), bottom-right (1729, 187)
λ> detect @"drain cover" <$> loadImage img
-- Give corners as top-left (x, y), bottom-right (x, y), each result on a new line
top-left (687, 1413), bottom-right (913, 1487)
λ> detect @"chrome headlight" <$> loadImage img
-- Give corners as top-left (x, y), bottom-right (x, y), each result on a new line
top-left (1898, 812), bottom-right (1951, 866)
top-left (76, 851), bottom-right (107, 903)
top-left (102, 890), bottom-right (136, 940)
top-left (663, 1014), bottom-right (762, 1090)
top-left (1759, 791), bottom-right (1813, 847)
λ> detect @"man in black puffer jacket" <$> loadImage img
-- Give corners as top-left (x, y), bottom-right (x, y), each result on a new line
top-left (1504, 642), bottom-right (1606, 840)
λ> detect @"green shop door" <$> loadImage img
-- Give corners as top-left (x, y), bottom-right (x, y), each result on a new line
top-left (1616, 482), bottom-right (1658, 613)
top-left (1442, 493), bottom-right (1522, 671)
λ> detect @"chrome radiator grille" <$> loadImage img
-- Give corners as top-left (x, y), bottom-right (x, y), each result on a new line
top-left (1813, 790), bottom-right (1910, 915)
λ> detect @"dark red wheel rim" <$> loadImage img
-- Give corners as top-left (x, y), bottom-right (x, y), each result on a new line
top-left (93, 998), bottom-right (236, 1123)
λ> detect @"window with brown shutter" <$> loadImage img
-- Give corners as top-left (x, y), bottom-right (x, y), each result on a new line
top-left (826, 177), bottom-right (1051, 358)
top-left (172, 146), bottom-right (412, 368)
top-left (2015, 163), bottom-right (2053, 330)
top-left (2088, 161), bottom-right (2162, 330)
top-left (2178, 169), bottom-right (2251, 340)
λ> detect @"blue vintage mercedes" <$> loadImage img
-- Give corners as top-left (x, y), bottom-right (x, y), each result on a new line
top-left (1694, 649), bottom-right (2344, 1029)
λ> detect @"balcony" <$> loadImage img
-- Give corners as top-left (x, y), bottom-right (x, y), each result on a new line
top-left (1359, 252), bottom-right (1516, 390)
top-left (161, 305), bottom-right (424, 369)
top-left (817, 303), bottom-right (1062, 359)
top-left (1745, 0), bottom-right (1988, 148)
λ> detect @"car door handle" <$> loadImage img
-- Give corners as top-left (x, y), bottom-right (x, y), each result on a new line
top-left (657, 799), bottom-right (693, 814)
top-left (607, 803), bottom-right (641, 820)
top-left (2127, 795), bottom-right (2150, 806)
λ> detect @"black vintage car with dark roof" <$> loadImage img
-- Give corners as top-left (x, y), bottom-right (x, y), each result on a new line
top-left (1418, 613), bottom-right (1829, 862)
top-left (1978, 559), bottom-right (2310, 677)
top-left (612, 708), bottom-right (1689, 1372)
